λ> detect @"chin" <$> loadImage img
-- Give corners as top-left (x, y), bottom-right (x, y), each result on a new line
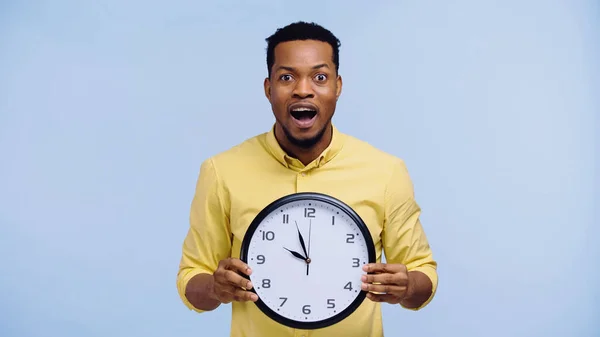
top-left (282, 122), bottom-right (328, 149)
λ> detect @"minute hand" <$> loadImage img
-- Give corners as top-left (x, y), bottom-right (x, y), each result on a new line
top-left (296, 221), bottom-right (309, 259)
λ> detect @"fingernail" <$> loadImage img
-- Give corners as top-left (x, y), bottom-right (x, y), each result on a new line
top-left (247, 282), bottom-right (253, 289)
top-left (362, 265), bottom-right (369, 271)
top-left (247, 268), bottom-right (252, 274)
top-left (251, 294), bottom-right (258, 301)
top-left (361, 283), bottom-right (368, 290)
top-left (361, 275), bottom-right (367, 281)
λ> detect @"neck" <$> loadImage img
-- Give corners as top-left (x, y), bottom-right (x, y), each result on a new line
top-left (274, 124), bottom-right (333, 166)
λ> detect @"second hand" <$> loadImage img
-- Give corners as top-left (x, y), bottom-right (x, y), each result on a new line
top-left (307, 219), bottom-right (312, 275)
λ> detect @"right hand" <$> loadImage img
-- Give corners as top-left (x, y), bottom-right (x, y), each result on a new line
top-left (210, 258), bottom-right (259, 304)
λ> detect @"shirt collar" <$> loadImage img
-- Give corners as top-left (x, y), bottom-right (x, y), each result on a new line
top-left (265, 123), bottom-right (345, 171)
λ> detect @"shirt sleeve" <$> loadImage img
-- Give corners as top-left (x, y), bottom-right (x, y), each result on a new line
top-left (176, 158), bottom-right (232, 313)
top-left (381, 159), bottom-right (438, 311)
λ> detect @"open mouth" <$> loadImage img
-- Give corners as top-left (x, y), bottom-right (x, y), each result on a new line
top-left (290, 107), bottom-right (317, 121)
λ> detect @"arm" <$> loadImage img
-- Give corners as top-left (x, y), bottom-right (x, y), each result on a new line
top-left (381, 159), bottom-right (438, 310)
top-left (176, 158), bottom-right (232, 312)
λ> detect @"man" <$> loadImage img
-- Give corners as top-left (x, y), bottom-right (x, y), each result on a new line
top-left (177, 21), bottom-right (438, 337)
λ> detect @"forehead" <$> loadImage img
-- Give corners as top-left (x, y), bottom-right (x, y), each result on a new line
top-left (273, 40), bottom-right (333, 68)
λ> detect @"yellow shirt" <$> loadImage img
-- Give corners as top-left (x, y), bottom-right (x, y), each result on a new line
top-left (177, 125), bottom-right (438, 337)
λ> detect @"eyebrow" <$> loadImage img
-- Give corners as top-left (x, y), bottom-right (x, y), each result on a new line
top-left (276, 63), bottom-right (330, 72)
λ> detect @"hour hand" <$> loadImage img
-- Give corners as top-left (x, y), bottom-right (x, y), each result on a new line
top-left (283, 247), bottom-right (306, 261)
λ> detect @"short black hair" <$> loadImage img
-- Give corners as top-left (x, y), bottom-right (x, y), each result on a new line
top-left (265, 21), bottom-right (341, 78)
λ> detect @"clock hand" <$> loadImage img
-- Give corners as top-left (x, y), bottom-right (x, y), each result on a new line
top-left (283, 247), bottom-right (306, 261)
top-left (307, 219), bottom-right (312, 257)
top-left (295, 221), bottom-right (309, 261)
top-left (307, 219), bottom-right (312, 276)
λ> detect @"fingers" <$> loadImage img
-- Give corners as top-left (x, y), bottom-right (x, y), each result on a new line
top-left (227, 287), bottom-right (259, 302)
top-left (361, 281), bottom-right (406, 297)
top-left (362, 263), bottom-right (406, 274)
top-left (222, 258), bottom-right (252, 276)
top-left (360, 263), bottom-right (409, 303)
top-left (366, 292), bottom-right (401, 304)
top-left (361, 271), bottom-right (408, 286)
top-left (222, 269), bottom-right (253, 290)
top-left (219, 258), bottom-right (253, 289)
top-left (213, 284), bottom-right (258, 303)
top-left (213, 258), bottom-right (259, 304)
top-left (217, 283), bottom-right (258, 302)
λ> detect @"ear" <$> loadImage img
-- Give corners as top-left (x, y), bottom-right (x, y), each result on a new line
top-left (335, 75), bottom-right (343, 100)
top-left (264, 77), bottom-right (271, 101)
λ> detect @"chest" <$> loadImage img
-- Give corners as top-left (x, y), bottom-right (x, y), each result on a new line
top-left (226, 166), bottom-right (387, 249)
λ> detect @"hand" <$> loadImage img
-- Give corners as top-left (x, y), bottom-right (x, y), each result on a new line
top-left (210, 258), bottom-right (259, 304)
top-left (361, 263), bottom-right (410, 304)
top-left (283, 247), bottom-right (306, 261)
top-left (295, 221), bottom-right (312, 275)
top-left (295, 221), bottom-right (309, 259)
top-left (307, 219), bottom-right (312, 275)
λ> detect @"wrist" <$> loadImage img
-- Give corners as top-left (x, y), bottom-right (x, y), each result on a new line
top-left (400, 270), bottom-right (431, 309)
top-left (403, 271), bottom-right (418, 302)
top-left (205, 273), bottom-right (219, 302)
top-left (186, 273), bottom-right (221, 311)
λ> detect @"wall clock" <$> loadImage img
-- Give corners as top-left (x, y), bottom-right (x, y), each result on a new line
top-left (240, 192), bottom-right (376, 330)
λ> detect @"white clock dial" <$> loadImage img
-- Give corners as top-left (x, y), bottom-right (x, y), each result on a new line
top-left (240, 193), bottom-right (375, 330)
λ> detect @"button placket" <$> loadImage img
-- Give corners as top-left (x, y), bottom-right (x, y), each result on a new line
top-left (297, 170), bottom-right (309, 192)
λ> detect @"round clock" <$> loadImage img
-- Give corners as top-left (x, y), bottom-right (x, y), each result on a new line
top-left (240, 192), bottom-right (376, 330)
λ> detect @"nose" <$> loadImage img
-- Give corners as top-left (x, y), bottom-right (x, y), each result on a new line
top-left (292, 77), bottom-right (314, 98)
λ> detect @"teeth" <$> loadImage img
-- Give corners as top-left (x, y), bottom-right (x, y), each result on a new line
top-left (292, 107), bottom-right (315, 112)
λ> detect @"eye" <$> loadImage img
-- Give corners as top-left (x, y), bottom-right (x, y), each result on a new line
top-left (315, 74), bottom-right (327, 82)
top-left (280, 74), bottom-right (293, 81)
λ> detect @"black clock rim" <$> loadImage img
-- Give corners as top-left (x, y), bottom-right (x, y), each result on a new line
top-left (239, 192), bottom-right (377, 330)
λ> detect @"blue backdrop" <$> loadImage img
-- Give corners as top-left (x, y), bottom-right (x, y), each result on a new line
top-left (1, 1), bottom-right (598, 336)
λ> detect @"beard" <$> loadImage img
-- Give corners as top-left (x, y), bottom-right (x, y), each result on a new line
top-left (280, 122), bottom-right (331, 149)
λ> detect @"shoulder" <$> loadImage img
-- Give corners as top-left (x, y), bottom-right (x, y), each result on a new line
top-left (198, 131), bottom-right (270, 175)
top-left (207, 131), bottom-right (268, 161)
top-left (342, 132), bottom-right (409, 173)
top-left (340, 132), bottom-right (415, 197)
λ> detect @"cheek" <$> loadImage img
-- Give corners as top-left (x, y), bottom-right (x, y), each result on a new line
top-left (316, 84), bottom-right (338, 98)
top-left (270, 87), bottom-right (288, 103)
top-left (270, 92), bottom-right (289, 116)
top-left (318, 89), bottom-right (338, 108)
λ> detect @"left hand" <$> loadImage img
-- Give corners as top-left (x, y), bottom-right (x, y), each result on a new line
top-left (361, 263), bottom-right (410, 304)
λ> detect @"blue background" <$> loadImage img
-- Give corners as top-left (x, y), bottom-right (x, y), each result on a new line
top-left (1, 1), bottom-right (598, 336)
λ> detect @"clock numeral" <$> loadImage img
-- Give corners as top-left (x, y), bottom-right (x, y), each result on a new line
top-left (344, 281), bottom-right (353, 291)
top-left (262, 231), bottom-right (275, 241)
top-left (279, 297), bottom-right (288, 307)
top-left (327, 299), bottom-right (336, 308)
top-left (304, 207), bottom-right (315, 218)
top-left (352, 258), bottom-right (360, 267)
top-left (331, 215), bottom-right (335, 225)
top-left (346, 233), bottom-right (355, 243)
top-left (302, 305), bottom-right (311, 314)
top-left (256, 255), bottom-right (265, 264)
top-left (262, 279), bottom-right (271, 288)
top-left (282, 214), bottom-right (289, 224)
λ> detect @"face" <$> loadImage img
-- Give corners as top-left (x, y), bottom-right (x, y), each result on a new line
top-left (264, 40), bottom-right (342, 149)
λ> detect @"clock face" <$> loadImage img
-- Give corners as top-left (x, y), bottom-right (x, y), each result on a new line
top-left (240, 192), bottom-right (376, 330)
